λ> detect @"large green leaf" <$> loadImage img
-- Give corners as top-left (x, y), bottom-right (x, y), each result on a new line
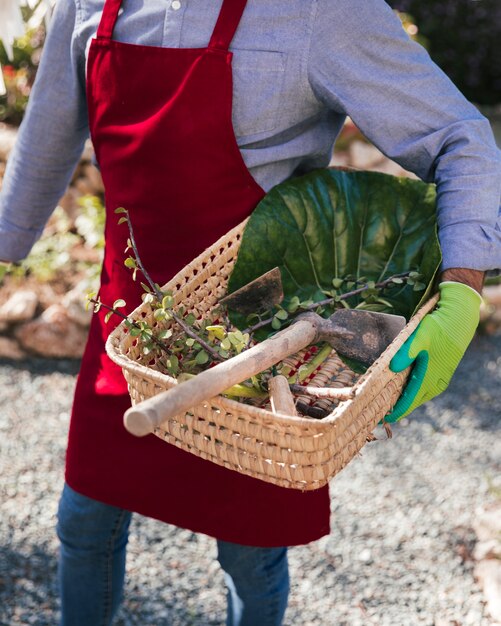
top-left (227, 168), bottom-right (441, 332)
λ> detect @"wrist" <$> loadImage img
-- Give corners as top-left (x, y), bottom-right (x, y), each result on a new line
top-left (440, 268), bottom-right (484, 295)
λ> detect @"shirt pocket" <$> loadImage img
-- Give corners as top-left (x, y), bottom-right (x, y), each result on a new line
top-left (231, 49), bottom-right (286, 138)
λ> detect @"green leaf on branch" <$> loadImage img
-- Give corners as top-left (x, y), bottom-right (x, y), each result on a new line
top-left (166, 355), bottom-right (179, 376)
top-left (220, 338), bottom-right (232, 351)
top-left (154, 308), bottom-right (167, 321)
top-left (274, 309), bottom-right (289, 321)
top-left (228, 330), bottom-right (244, 345)
top-left (162, 294), bottom-right (174, 309)
top-left (206, 325), bottom-right (227, 341)
top-left (271, 317), bottom-right (282, 330)
top-left (113, 299), bottom-right (126, 309)
top-left (195, 350), bottom-right (209, 365)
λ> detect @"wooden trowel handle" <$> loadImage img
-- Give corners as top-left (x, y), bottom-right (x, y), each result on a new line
top-left (124, 319), bottom-right (317, 436)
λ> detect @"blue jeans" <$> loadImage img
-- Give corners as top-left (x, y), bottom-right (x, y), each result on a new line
top-left (56, 484), bottom-right (289, 626)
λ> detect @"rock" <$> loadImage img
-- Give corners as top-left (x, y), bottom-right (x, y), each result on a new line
top-left (82, 164), bottom-right (104, 194)
top-left (0, 336), bottom-right (27, 360)
top-left (74, 177), bottom-right (95, 197)
top-left (81, 139), bottom-right (95, 162)
top-left (474, 539), bottom-right (501, 561)
top-left (474, 560), bottom-right (501, 622)
top-left (349, 140), bottom-right (385, 169)
top-left (57, 188), bottom-right (81, 225)
top-left (0, 290), bottom-right (39, 323)
top-left (62, 288), bottom-right (93, 328)
top-left (14, 304), bottom-right (88, 358)
top-left (358, 548), bottom-right (373, 564)
top-left (473, 503), bottom-right (501, 542)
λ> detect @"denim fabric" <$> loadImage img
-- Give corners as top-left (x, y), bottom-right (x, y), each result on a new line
top-left (0, 0), bottom-right (500, 269)
top-left (56, 484), bottom-right (132, 626)
top-left (217, 541), bottom-right (289, 626)
top-left (56, 484), bottom-right (290, 626)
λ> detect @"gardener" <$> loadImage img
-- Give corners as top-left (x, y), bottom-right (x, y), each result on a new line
top-left (0, 1), bottom-right (500, 624)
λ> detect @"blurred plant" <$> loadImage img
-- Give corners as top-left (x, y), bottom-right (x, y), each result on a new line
top-left (395, 11), bottom-right (428, 48)
top-left (5, 194), bottom-right (104, 287)
top-left (389, 0), bottom-right (501, 105)
top-left (0, 1), bottom-right (52, 123)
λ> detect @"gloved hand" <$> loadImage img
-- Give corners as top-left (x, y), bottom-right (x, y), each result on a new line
top-left (384, 281), bottom-right (481, 423)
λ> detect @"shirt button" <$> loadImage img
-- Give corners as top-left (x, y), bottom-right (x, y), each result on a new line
top-left (171, 0), bottom-right (181, 9)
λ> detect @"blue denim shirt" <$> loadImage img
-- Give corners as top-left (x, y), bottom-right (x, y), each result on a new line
top-left (1, 0), bottom-right (500, 269)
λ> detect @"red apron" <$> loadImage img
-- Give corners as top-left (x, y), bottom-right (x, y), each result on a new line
top-left (66, 0), bottom-right (330, 547)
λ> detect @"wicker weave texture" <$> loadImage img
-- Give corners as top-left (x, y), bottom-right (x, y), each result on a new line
top-left (106, 220), bottom-right (438, 490)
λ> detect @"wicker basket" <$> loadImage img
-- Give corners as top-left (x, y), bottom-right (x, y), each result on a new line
top-left (106, 219), bottom-right (438, 491)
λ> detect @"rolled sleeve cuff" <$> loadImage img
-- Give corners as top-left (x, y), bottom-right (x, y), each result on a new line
top-left (439, 222), bottom-right (501, 271)
top-left (0, 219), bottom-right (44, 263)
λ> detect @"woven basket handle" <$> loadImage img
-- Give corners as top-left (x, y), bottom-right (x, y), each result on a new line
top-left (124, 319), bottom-right (317, 436)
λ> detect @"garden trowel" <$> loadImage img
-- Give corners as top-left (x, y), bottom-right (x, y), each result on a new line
top-left (124, 268), bottom-right (406, 436)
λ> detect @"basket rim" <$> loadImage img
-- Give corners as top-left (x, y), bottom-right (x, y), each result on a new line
top-left (106, 286), bottom-right (439, 427)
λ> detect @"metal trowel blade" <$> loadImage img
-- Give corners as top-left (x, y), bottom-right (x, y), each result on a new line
top-left (219, 267), bottom-right (284, 314)
top-left (329, 309), bottom-right (407, 367)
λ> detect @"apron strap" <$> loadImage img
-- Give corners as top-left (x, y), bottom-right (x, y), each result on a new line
top-left (96, 0), bottom-right (122, 40)
top-left (208, 0), bottom-right (248, 51)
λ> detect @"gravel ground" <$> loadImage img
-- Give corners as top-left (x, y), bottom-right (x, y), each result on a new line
top-left (0, 332), bottom-right (500, 626)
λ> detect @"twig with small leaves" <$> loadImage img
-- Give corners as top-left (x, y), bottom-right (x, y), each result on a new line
top-left (243, 271), bottom-right (413, 335)
top-left (88, 296), bottom-right (174, 356)
top-left (115, 207), bottom-right (223, 363)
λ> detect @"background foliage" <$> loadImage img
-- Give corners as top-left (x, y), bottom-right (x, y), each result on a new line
top-left (389, 0), bottom-right (501, 105)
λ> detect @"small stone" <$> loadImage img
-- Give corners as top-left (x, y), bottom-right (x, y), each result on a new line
top-left (474, 559), bottom-right (501, 622)
top-left (57, 188), bottom-right (81, 225)
top-left (474, 539), bottom-right (501, 561)
top-left (474, 503), bottom-right (501, 542)
top-left (14, 304), bottom-right (89, 358)
top-left (0, 336), bottom-right (27, 360)
top-left (74, 176), bottom-right (96, 197)
top-left (82, 163), bottom-right (104, 194)
top-left (62, 289), bottom-right (93, 328)
top-left (358, 548), bottom-right (373, 564)
top-left (80, 138), bottom-right (95, 162)
top-left (0, 290), bottom-right (39, 323)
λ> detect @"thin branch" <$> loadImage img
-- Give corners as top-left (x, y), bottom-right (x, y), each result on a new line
top-left (311, 271), bottom-right (410, 309)
top-left (123, 211), bottom-right (163, 301)
top-left (243, 272), bottom-right (410, 335)
top-left (121, 210), bottom-right (223, 362)
top-left (90, 298), bottom-right (172, 355)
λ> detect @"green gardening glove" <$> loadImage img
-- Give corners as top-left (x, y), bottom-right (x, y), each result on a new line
top-left (384, 281), bottom-right (481, 423)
